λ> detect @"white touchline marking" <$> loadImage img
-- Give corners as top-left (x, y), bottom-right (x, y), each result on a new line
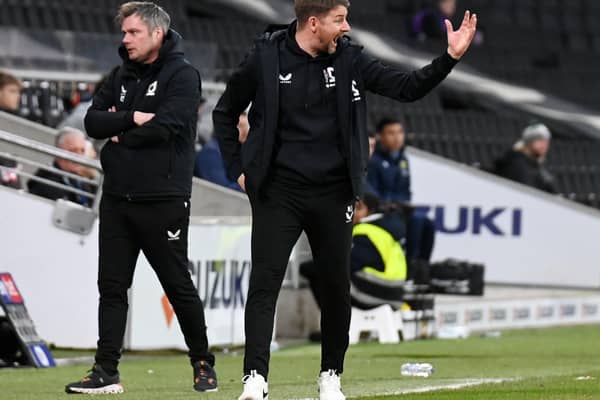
top-left (286, 378), bottom-right (517, 400)
top-left (377, 378), bottom-right (515, 396)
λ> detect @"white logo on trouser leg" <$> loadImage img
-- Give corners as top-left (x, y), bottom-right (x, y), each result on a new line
top-left (345, 205), bottom-right (354, 224)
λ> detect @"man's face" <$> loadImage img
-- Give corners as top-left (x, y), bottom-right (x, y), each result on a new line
top-left (57, 134), bottom-right (87, 175)
top-left (315, 5), bottom-right (351, 54)
top-left (379, 123), bottom-right (405, 153)
top-left (0, 83), bottom-right (21, 112)
top-left (528, 139), bottom-right (550, 159)
top-left (238, 114), bottom-right (250, 144)
top-left (121, 14), bottom-right (163, 64)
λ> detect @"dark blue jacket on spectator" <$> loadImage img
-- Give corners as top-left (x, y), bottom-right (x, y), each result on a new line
top-left (367, 145), bottom-right (411, 203)
top-left (194, 137), bottom-right (242, 192)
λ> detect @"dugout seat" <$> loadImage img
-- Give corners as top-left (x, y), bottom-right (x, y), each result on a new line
top-left (349, 304), bottom-right (402, 344)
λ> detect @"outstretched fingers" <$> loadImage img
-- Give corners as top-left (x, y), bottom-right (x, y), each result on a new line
top-left (461, 10), bottom-right (470, 29)
top-left (470, 13), bottom-right (478, 32)
top-left (444, 19), bottom-right (454, 34)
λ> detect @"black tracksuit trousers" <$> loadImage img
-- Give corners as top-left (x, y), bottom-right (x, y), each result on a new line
top-left (244, 177), bottom-right (355, 378)
top-left (95, 194), bottom-right (214, 375)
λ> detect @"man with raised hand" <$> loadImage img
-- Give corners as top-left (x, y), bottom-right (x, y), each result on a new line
top-left (65, 1), bottom-right (216, 394)
top-left (214, 1), bottom-right (476, 399)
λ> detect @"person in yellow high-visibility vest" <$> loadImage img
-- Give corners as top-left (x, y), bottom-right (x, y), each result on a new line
top-left (301, 193), bottom-right (408, 312)
top-left (349, 194), bottom-right (409, 310)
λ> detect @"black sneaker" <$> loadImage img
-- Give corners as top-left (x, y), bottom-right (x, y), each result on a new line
top-left (193, 360), bottom-right (218, 392)
top-left (65, 364), bottom-right (123, 394)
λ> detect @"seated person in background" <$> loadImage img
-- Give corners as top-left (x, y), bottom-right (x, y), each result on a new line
top-left (412, 0), bottom-right (457, 40)
top-left (301, 194), bottom-right (408, 314)
top-left (492, 123), bottom-right (556, 194)
top-left (27, 127), bottom-right (97, 206)
top-left (0, 71), bottom-right (26, 188)
top-left (368, 118), bottom-right (411, 203)
top-left (194, 112), bottom-right (248, 191)
top-left (0, 71), bottom-right (22, 114)
top-left (412, 0), bottom-right (484, 44)
top-left (367, 118), bottom-right (435, 263)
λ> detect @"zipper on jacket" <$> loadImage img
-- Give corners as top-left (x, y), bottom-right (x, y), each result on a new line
top-left (304, 57), bottom-right (309, 110)
top-left (347, 56), bottom-right (361, 195)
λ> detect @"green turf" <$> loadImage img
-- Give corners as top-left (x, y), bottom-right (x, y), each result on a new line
top-left (1, 325), bottom-right (599, 399)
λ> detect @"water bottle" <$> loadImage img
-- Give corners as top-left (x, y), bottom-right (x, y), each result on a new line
top-left (401, 363), bottom-right (434, 377)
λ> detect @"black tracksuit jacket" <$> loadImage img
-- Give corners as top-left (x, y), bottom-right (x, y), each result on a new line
top-left (85, 30), bottom-right (201, 200)
top-left (213, 22), bottom-right (458, 199)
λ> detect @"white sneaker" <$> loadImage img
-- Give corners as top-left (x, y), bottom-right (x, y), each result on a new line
top-left (318, 370), bottom-right (345, 400)
top-left (238, 370), bottom-right (268, 400)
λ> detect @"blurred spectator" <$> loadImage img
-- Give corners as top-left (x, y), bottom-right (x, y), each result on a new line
top-left (59, 73), bottom-right (110, 133)
top-left (412, 0), bottom-right (483, 44)
top-left (367, 118), bottom-right (435, 262)
top-left (492, 123), bottom-right (557, 194)
top-left (0, 71), bottom-right (22, 114)
top-left (412, 0), bottom-right (457, 40)
top-left (0, 72), bottom-right (24, 188)
top-left (301, 194), bottom-right (408, 315)
top-left (194, 113), bottom-right (249, 191)
top-left (368, 119), bottom-right (411, 202)
top-left (27, 127), bottom-right (97, 206)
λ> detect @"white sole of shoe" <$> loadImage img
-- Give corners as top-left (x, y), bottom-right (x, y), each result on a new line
top-left (196, 388), bottom-right (219, 393)
top-left (67, 384), bottom-right (124, 394)
top-left (238, 393), bottom-right (268, 400)
top-left (320, 395), bottom-right (345, 400)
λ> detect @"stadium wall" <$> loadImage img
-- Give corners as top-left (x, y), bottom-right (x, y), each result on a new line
top-left (2, 148), bottom-right (599, 348)
top-left (0, 185), bottom-right (251, 348)
top-left (409, 147), bottom-right (600, 288)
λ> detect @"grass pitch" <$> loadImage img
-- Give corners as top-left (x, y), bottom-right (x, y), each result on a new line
top-left (1, 325), bottom-right (599, 399)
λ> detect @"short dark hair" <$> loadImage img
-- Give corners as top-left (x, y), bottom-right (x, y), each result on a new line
top-left (295, 0), bottom-right (350, 26)
top-left (376, 117), bottom-right (402, 134)
top-left (362, 193), bottom-right (380, 214)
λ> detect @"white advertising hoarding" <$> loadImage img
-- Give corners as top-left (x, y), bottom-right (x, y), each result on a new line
top-left (408, 147), bottom-right (600, 288)
top-left (3, 145), bottom-right (600, 351)
top-left (128, 223), bottom-right (251, 349)
top-left (0, 189), bottom-right (99, 348)
top-left (0, 186), bottom-right (251, 349)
